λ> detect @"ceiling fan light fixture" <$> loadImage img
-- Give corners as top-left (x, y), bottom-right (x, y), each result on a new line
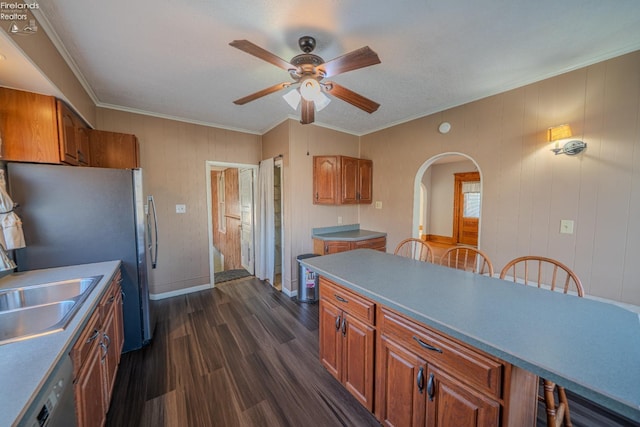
top-left (299, 78), bottom-right (321, 102)
top-left (315, 92), bottom-right (331, 111)
top-left (283, 88), bottom-right (301, 110)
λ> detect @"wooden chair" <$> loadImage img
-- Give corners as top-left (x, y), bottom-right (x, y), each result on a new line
top-left (438, 246), bottom-right (494, 276)
top-left (394, 238), bottom-right (435, 263)
top-left (499, 256), bottom-right (584, 427)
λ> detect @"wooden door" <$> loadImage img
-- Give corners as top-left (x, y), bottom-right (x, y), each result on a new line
top-left (453, 172), bottom-right (480, 246)
top-left (239, 168), bottom-right (254, 274)
top-left (426, 365), bottom-right (500, 427)
top-left (341, 156), bottom-right (359, 204)
top-left (313, 156), bottom-right (339, 204)
top-left (376, 336), bottom-right (427, 427)
top-left (358, 159), bottom-right (373, 204)
top-left (75, 344), bottom-right (106, 427)
top-left (342, 313), bottom-right (375, 411)
top-left (319, 299), bottom-right (342, 380)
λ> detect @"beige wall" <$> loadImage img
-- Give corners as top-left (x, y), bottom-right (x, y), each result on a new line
top-left (360, 50), bottom-right (640, 306)
top-left (96, 108), bottom-right (261, 295)
top-left (263, 119), bottom-right (360, 295)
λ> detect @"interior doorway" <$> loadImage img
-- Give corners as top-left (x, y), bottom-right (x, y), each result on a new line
top-left (206, 161), bottom-right (257, 286)
top-left (413, 153), bottom-right (483, 251)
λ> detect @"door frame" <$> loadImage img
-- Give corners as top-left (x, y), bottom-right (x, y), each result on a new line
top-left (452, 171), bottom-right (480, 245)
top-left (206, 160), bottom-right (258, 287)
top-left (412, 152), bottom-right (483, 245)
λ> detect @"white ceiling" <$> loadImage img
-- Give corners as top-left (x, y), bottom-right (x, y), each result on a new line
top-left (4, 1), bottom-right (640, 135)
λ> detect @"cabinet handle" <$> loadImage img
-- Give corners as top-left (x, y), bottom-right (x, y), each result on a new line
top-left (341, 317), bottom-right (347, 337)
top-left (417, 367), bottom-right (424, 394)
top-left (315, 192), bottom-right (319, 200)
top-left (103, 332), bottom-right (111, 349)
top-left (87, 329), bottom-right (99, 343)
top-left (99, 341), bottom-right (108, 362)
top-left (106, 295), bottom-right (115, 304)
top-left (121, 289), bottom-right (126, 301)
top-left (413, 336), bottom-right (443, 353)
top-left (427, 372), bottom-right (435, 401)
top-left (334, 294), bottom-right (348, 304)
top-left (335, 315), bottom-right (341, 331)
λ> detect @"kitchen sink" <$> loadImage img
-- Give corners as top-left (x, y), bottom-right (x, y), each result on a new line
top-left (0, 276), bottom-right (102, 311)
top-left (0, 275), bottom-right (103, 344)
top-left (0, 301), bottom-right (77, 343)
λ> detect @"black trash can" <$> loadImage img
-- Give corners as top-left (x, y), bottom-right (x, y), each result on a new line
top-left (297, 253), bottom-right (320, 303)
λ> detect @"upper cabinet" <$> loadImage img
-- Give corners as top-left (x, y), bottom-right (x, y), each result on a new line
top-left (0, 87), bottom-right (139, 169)
top-left (57, 100), bottom-right (91, 166)
top-left (313, 155), bottom-right (373, 205)
top-left (89, 130), bottom-right (139, 169)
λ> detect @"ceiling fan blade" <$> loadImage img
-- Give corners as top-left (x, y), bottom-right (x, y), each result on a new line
top-left (229, 40), bottom-right (296, 71)
top-left (324, 82), bottom-right (380, 113)
top-left (318, 46), bottom-right (381, 78)
top-left (233, 83), bottom-right (290, 105)
top-left (300, 99), bottom-right (315, 124)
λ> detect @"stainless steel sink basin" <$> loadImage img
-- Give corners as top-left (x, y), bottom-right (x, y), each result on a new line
top-left (0, 276), bottom-right (102, 311)
top-left (0, 275), bottom-right (103, 344)
top-left (0, 301), bottom-right (77, 343)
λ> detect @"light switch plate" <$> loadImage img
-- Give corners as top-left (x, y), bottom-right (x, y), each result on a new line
top-left (176, 204), bottom-right (186, 214)
top-left (560, 219), bottom-right (574, 234)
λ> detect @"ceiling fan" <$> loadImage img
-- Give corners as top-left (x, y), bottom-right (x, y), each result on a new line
top-left (229, 36), bottom-right (381, 124)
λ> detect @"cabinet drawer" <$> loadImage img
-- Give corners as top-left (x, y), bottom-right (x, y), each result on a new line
top-left (100, 272), bottom-right (121, 320)
top-left (352, 237), bottom-right (386, 251)
top-left (71, 309), bottom-right (101, 379)
top-left (319, 278), bottom-right (375, 325)
top-left (378, 306), bottom-right (502, 399)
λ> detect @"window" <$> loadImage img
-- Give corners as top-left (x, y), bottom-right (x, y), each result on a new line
top-left (462, 181), bottom-right (480, 218)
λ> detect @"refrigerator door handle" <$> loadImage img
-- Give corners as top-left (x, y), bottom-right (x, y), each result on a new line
top-left (147, 195), bottom-right (159, 269)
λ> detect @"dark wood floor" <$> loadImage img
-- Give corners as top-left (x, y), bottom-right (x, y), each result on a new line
top-left (106, 277), bottom-right (639, 427)
top-left (106, 277), bottom-right (379, 427)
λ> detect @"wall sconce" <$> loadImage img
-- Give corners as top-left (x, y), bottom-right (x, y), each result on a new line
top-left (547, 124), bottom-right (587, 155)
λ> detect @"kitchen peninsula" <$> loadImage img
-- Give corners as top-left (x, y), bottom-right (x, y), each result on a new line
top-left (301, 249), bottom-right (640, 425)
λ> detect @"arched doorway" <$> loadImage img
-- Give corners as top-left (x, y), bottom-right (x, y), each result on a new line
top-left (412, 153), bottom-right (483, 250)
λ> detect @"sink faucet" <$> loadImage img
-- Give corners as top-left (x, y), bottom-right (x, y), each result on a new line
top-left (0, 243), bottom-right (17, 272)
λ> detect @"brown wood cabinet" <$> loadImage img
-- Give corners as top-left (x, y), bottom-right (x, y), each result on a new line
top-left (0, 87), bottom-right (138, 169)
top-left (375, 306), bottom-right (536, 427)
top-left (89, 130), bottom-right (140, 169)
top-left (319, 278), bottom-right (376, 411)
top-left (72, 271), bottom-right (124, 427)
top-left (313, 236), bottom-right (386, 255)
top-left (313, 156), bottom-right (373, 205)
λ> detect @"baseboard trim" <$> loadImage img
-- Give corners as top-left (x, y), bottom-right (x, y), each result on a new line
top-left (282, 286), bottom-right (297, 298)
top-left (150, 283), bottom-right (212, 300)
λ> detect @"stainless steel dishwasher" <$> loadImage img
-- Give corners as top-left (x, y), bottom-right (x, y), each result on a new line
top-left (18, 354), bottom-right (77, 427)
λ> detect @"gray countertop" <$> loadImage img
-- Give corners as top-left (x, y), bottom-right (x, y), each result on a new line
top-left (301, 249), bottom-right (640, 423)
top-left (312, 224), bottom-right (386, 241)
top-left (0, 261), bottom-right (121, 427)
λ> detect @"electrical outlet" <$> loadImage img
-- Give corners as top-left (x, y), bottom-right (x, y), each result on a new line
top-left (375, 201), bottom-right (382, 209)
top-left (176, 204), bottom-right (186, 214)
top-left (560, 219), bottom-right (574, 234)
top-left (337, 216), bottom-right (343, 225)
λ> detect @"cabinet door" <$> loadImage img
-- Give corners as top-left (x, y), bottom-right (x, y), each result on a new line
top-left (319, 299), bottom-right (342, 380)
top-left (102, 309), bottom-right (118, 408)
top-left (343, 313), bottom-right (376, 411)
top-left (89, 130), bottom-right (140, 168)
top-left (0, 88), bottom-right (60, 163)
top-left (76, 125), bottom-right (91, 166)
top-left (57, 100), bottom-right (79, 165)
top-left (324, 240), bottom-right (352, 254)
top-left (426, 365), bottom-right (500, 427)
top-left (313, 156), bottom-right (339, 204)
top-left (377, 336), bottom-right (427, 427)
top-left (340, 156), bottom-right (360, 204)
top-left (358, 159), bottom-right (373, 204)
top-left (75, 344), bottom-right (106, 427)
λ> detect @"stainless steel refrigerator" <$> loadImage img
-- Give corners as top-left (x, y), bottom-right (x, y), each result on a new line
top-left (6, 163), bottom-right (158, 352)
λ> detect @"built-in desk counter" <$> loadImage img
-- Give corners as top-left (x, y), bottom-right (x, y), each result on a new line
top-left (301, 249), bottom-right (640, 424)
top-left (312, 224), bottom-right (386, 255)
